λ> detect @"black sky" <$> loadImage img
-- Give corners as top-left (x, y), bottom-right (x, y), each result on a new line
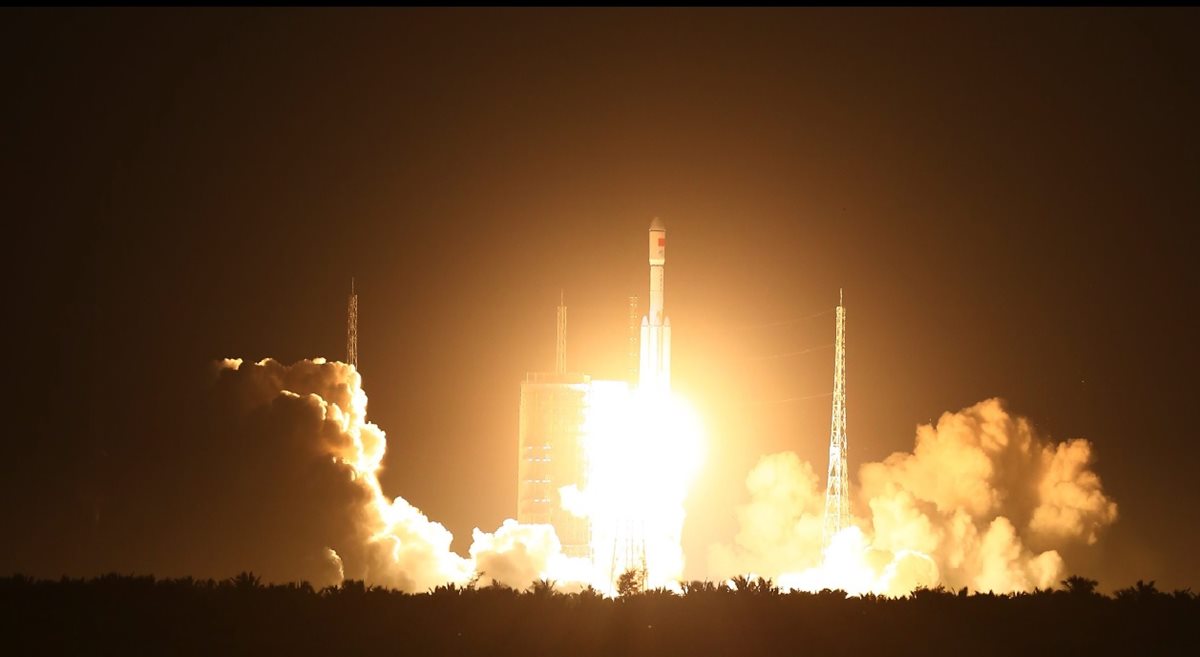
top-left (3, 8), bottom-right (1198, 590)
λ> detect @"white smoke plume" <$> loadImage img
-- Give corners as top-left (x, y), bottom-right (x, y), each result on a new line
top-left (210, 358), bottom-right (589, 592)
top-left (711, 398), bottom-right (1118, 595)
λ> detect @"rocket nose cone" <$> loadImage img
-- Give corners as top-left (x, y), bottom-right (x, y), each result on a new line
top-left (650, 216), bottom-right (666, 231)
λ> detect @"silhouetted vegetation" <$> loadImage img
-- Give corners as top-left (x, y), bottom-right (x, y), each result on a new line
top-left (616, 567), bottom-right (645, 597)
top-left (1, 573), bottom-right (1194, 656)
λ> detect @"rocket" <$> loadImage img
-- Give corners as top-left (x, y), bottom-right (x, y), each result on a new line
top-left (639, 217), bottom-right (671, 390)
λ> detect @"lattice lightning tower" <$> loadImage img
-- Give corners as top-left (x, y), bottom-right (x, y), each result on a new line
top-left (556, 290), bottom-right (567, 375)
top-left (822, 289), bottom-right (848, 547)
top-left (347, 278), bottom-right (358, 368)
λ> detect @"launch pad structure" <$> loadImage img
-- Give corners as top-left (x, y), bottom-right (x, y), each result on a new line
top-left (516, 293), bottom-right (592, 559)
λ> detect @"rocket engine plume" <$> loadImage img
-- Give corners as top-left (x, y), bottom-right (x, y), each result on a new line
top-left (573, 382), bottom-right (705, 592)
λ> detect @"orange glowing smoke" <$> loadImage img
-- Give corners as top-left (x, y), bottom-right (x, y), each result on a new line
top-left (711, 399), bottom-right (1118, 595)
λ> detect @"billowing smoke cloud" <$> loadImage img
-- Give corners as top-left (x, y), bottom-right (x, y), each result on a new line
top-left (470, 519), bottom-right (595, 591)
top-left (193, 358), bottom-right (588, 591)
top-left (710, 399), bottom-right (1117, 595)
top-left (708, 452), bottom-right (825, 578)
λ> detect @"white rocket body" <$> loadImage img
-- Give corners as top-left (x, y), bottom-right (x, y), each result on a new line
top-left (639, 218), bottom-right (671, 390)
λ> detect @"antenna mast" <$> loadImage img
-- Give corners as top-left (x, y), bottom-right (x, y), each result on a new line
top-left (347, 278), bottom-right (358, 368)
top-left (822, 289), bottom-right (848, 546)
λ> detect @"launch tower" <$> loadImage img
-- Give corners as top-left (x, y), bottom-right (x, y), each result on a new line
top-left (822, 289), bottom-right (849, 546)
top-left (347, 278), bottom-right (358, 368)
top-left (517, 295), bottom-right (591, 558)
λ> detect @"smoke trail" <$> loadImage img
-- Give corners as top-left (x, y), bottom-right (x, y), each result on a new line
top-left (711, 398), bottom-right (1118, 595)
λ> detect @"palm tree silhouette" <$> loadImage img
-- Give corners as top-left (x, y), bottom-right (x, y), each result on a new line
top-left (228, 571), bottom-right (262, 591)
top-left (1060, 575), bottom-right (1100, 596)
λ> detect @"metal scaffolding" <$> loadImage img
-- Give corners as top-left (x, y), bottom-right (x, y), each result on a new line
top-left (347, 278), bottom-right (358, 368)
top-left (822, 289), bottom-right (849, 547)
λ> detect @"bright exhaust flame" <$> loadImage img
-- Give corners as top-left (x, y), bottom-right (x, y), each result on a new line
top-left (776, 526), bottom-right (940, 596)
top-left (571, 382), bottom-right (705, 592)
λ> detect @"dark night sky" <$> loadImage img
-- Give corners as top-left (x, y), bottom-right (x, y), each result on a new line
top-left (3, 8), bottom-right (1198, 590)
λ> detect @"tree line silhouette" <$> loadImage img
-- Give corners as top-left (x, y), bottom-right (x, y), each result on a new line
top-left (2, 572), bottom-right (1194, 656)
